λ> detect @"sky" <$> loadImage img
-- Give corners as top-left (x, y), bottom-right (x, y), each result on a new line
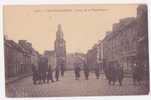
top-left (4, 4), bottom-right (138, 54)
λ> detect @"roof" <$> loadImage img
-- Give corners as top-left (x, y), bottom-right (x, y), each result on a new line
top-left (5, 39), bottom-right (34, 54)
top-left (103, 17), bottom-right (137, 42)
top-left (5, 40), bottom-right (24, 52)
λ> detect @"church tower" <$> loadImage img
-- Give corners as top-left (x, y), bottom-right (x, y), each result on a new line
top-left (54, 24), bottom-right (66, 75)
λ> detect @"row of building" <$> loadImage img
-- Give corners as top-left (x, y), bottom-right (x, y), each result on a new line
top-left (4, 38), bottom-right (40, 79)
top-left (86, 5), bottom-right (149, 74)
top-left (5, 24), bottom-right (67, 80)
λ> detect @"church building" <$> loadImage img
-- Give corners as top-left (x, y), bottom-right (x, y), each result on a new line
top-left (54, 24), bottom-right (66, 75)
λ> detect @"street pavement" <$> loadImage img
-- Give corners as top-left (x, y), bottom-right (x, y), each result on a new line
top-left (6, 71), bottom-right (149, 97)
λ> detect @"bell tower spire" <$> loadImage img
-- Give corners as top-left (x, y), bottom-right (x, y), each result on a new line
top-left (56, 24), bottom-right (63, 40)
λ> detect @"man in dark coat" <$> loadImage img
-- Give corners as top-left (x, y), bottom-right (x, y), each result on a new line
top-left (60, 63), bottom-right (65, 77)
top-left (83, 61), bottom-right (89, 80)
top-left (94, 63), bottom-right (100, 79)
top-left (42, 71), bottom-right (47, 83)
top-left (55, 67), bottom-right (60, 81)
top-left (37, 66), bottom-right (42, 84)
top-left (32, 64), bottom-right (38, 85)
top-left (42, 59), bottom-right (48, 83)
top-left (47, 65), bottom-right (54, 83)
top-left (116, 63), bottom-right (124, 86)
top-left (132, 63), bottom-right (143, 85)
top-left (38, 57), bottom-right (48, 84)
top-left (74, 63), bottom-right (81, 80)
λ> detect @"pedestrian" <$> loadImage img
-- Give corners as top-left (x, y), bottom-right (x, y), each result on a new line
top-left (32, 64), bottom-right (38, 85)
top-left (132, 63), bottom-right (143, 85)
top-left (37, 56), bottom-right (42, 84)
top-left (42, 71), bottom-right (47, 84)
top-left (83, 61), bottom-right (89, 80)
top-left (116, 63), bottom-right (124, 86)
top-left (37, 64), bottom-right (42, 84)
top-left (74, 63), bottom-right (81, 80)
top-left (104, 63), bottom-right (112, 84)
top-left (42, 58), bottom-right (48, 84)
top-left (94, 63), bottom-right (100, 79)
top-left (110, 63), bottom-right (117, 85)
top-left (60, 63), bottom-right (65, 77)
top-left (55, 67), bottom-right (60, 81)
top-left (47, 65), bottom-right (54, 83)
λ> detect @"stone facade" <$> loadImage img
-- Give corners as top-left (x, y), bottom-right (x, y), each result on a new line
top-left (102, 5), bottom-right (148, 74)
top-left (136, 5), bottom-right (149, 79)
top-left (4, 39), bottom-right (39, 79)
top-left (97, 40), bottom-right (104, 72)
top-left (18, 40), bottom-right (33, 73)
top-left (5, 39), bottom-right (24, 78)
top-left (102, 17), bottom-right (138, 73)
top-left (86, 41), bottom-right (104, 72)
top-left (86, 44), bottom-right (98, 70)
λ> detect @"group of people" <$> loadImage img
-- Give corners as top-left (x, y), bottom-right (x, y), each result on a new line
top-left (104, 62), bottom-right (124, 86)
top-left (74, 61), bottom-right (101, 80)
top-left (32, 58), bottom-right (145, 86)
top-left (132, 63), bottom-right (145, 85)
top-left (32, 57), bottom-right (65, 85)
top-left (103, 61), bottom-right (145, 86)
top-left (32, 64), bottom-right (54, 85)
top-left (74, 60), bottom-right (145, 86)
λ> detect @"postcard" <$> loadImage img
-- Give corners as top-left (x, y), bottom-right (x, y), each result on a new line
top-left (3, 4), bottom-right (149, 97)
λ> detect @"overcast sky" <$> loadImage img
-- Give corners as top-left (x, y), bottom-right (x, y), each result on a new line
top-left (4, 4), bottom-right (138, 54)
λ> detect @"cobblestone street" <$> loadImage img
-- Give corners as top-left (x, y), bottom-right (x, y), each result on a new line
top-left (6, 71), bottom-right (149, 97)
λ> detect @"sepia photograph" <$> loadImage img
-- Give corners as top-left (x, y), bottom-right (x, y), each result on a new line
top-left (3, 4), bottom-right (149, 97)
